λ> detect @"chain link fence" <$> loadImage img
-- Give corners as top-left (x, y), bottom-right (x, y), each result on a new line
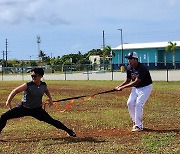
top-left (0, 62), bottom-right (180, 81)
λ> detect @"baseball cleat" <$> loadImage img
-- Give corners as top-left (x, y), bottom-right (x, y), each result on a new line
top-left (132, 126), bottom-right (143, 132)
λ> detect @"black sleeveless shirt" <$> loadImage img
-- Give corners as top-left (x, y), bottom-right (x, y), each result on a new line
top-left (21, 81), bottom-right (47, 108)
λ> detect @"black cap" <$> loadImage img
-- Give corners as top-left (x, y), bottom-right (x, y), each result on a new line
top-left (125, 52), bottom-right (138, 59)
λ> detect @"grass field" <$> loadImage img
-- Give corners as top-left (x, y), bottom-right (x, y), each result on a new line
top-left (0, 80), bottom-right (179, 154)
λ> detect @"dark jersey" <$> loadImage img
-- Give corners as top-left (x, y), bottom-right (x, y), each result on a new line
top-left (21, 81), bottom-right (47, 108)
top-left (127, 62), bottom-right (152, 88)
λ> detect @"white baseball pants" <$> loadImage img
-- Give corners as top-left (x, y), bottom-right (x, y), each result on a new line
top-left (127, 84), bottom-right (152, 129)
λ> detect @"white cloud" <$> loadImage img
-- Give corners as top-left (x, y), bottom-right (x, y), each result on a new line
top-left (0, 0), bottom-right (179, 26)
top-left (0, 9), bottom-right (22, 24)
top-left (0, 0), bottom-right (70, 25)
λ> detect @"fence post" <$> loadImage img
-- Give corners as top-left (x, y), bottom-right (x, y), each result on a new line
top-left (22, 67), bottom-right (24, 81)
top-left (111, 63), bottom-right (113, 81)
top-left (64, 66), bottom-right (66, 80)
top-left (87, 64), bottom-right (89, 80)
top-left (166, 67), bottom-right (168, 82)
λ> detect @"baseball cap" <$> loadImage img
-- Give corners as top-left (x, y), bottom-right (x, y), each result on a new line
top-left (125, 52), bottom-right (138, 59)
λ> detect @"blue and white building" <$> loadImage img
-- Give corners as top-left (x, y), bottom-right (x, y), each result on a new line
top-left (112, 41), bottom-right (180, 70)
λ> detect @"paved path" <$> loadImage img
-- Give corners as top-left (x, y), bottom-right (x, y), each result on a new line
top-left (0, 70), bottom-right (180, 81)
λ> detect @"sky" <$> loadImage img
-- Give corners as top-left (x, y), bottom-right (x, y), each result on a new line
top-left (1, 0), bottom-right (180, 60)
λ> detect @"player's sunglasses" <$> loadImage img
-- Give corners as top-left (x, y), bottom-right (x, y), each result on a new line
top-left (31, 74), bottom-right (39, 78)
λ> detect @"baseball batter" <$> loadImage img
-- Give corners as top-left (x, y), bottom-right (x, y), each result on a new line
top-left (115, 52), bottom-right (153, 132)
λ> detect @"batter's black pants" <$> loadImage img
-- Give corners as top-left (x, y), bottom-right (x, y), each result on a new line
top-left (0, 105), bottom-right (70, 133)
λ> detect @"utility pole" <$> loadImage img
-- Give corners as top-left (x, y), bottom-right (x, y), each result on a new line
top-left (5, 39), bottom-right (8, 68)
top-left (37, 35), bottom-right (41, 59)
top-left (1, 51), bottom-right (5, 80)
top-left (102, 30), bottom-right (106, 71)
top-left (102, 30), bottom-right (105, 49)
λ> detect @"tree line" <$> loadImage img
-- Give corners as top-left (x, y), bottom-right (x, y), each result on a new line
top-left (0, 46), bottom-right (112, 67)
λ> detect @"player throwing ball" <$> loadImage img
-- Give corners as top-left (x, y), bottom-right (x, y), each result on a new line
top-left (0, 68), bottom-right (76, 140)
top-left (115, 52), bottom-right (152, 132)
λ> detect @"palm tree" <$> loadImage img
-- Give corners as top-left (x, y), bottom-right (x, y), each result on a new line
top-left (102, 46), bottom-right (111, 70)
top-left (103, 45), bottom-right (111, 57)
top-left (38, 50), bottom-right (46, 62)
top-left (165, 41), bottom-right (177, 69)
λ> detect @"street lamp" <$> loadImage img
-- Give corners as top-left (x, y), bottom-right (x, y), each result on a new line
top-left (117, 29), bottom-right (124, 64)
